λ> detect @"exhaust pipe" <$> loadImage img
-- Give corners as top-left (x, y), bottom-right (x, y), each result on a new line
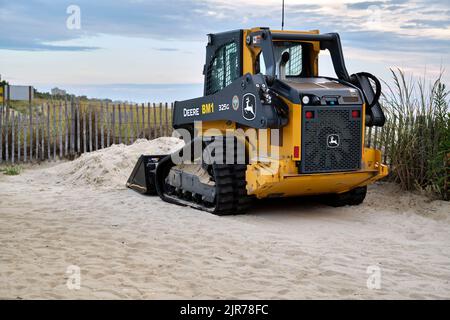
top-left (278, 51), bottom-right (290, 81)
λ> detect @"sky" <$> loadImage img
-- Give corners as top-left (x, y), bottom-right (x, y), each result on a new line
top-left (0, 0), bottom-right (449, 102)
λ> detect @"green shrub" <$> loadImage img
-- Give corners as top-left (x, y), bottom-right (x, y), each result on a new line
top-left (1, 165), bottom-right (22, 176)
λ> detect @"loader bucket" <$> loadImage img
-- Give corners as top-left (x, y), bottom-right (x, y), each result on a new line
top-left (126, 155), bottom-right (167, 195)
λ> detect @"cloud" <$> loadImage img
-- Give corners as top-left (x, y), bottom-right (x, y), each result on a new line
top-left (403, 19), bottom-right (450, 29)
top-left (0, 39), bottom-right (98, 51)
top-left (0, 1), bottom-right (89, 51)
top-left (347, 1), bottom-right (386, 10)
top-left (0, 0), bottom-right (217, 51)
top-left (1, 0), bottom-right (449, 53)
top-left (342, 30), bottom-right (450, 53)
top-left (153, 48), bottom-right (180, 52)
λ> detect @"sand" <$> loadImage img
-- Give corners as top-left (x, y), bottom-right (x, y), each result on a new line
top-left (45, 137), bottom-right (185, 189)
top-left (0, 137), bottom-right (449, 299)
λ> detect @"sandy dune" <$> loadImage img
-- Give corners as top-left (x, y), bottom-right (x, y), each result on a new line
top-left (0, 138), bottom-right (449, 299)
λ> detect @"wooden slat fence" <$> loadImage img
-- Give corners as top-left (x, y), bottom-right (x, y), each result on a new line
top-left (364, 114), bottom-right (399, 167)
top-left (0, 102), bottom-right (173, 163)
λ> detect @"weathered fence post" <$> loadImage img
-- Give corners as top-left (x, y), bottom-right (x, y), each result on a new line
top-left (124, 108), bottom-right (129, 144)
top-left (64, 101), bottom-right (69, 156)
top-left (59, 102), bottom-right (63, 158)
top-left (11, 111), bottom-right (15, 164)
top-left (100, 103), bottom-right (105, 150)
top-left (388, 117), bottom-right (397, 166)
top-left (153, 103), bottom-right (157, 138)
top-left (70, 99), bottom-right (75, 156)
top-left (165, 102), bottom-right (169, 136)
top-left (40, 105), bottom-right (44, 161)
top-left (5, 106), bottom-right (9, 162)
top-left (141, 103), bottom-right (145, 139)
top-left (132, 104), bottom-right (135, 142)
top-left (28, 104), bottom-right (32, 160)
top-left (118, 103), bottom-right (122, 144)
top-left (381, 120), bottom-right (389, 164)
top-left (40, 106), bottom-right (43, 159)
top-left (35, 112), bottom-right (39, 160)
top-left (108, 104), bottom-right (116, 147)
top-left (47, 104), bottom-right (51, 161)
top-left (76, 100), bottom-right (80, 154)
top-left (130, 105), bottom-right (134, 144)
top-left (107, 103), bottom-right (111, 147)
top-left (83, 108), bottom-right (87, 153)
top-left (95, 107), bottom-right (99, 151)
top-left (17, 114), bottom-right (21, 162)
top-left (89, 105), bottom-right (93, 152)
top-left (135, 103), bottom-right (139, 139)
top-left (373, 127), bottom-right (378, 150)
top-left (23, 109), bottom-right (27, 162)
top-left (378, 125), bottom-right (384, 156)
top-left (147, 102), bottom-right (151, 139)
top-left (53, 103), bottom-right (56, 161)
top-left (40, 108), bottom-right (44, 161)
top-left (0, 105), bottom-right (3, 164)
top-left (50, 102), bottom-right (57, 161)
top-left (170, 102), bottom-right (174, 135)
top-left (159, 103), bottom-right (163, 137)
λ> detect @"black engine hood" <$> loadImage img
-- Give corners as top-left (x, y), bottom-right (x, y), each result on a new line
top-left (271, 77), bottom-right (364, 106)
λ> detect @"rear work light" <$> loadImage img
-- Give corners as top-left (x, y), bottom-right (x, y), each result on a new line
top-left (293, 146), bottom-right (300, 158)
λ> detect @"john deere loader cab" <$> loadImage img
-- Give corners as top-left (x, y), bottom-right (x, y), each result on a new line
top-left (127, 27), bottom-right (388, 214)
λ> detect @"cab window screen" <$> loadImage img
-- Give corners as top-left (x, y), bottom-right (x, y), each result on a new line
top-left (285, 45), bottom-right (302, 76)
top-left (206, 42), bottom-right (239, 95)
top-left (272, 42), bottom-right (311, 78)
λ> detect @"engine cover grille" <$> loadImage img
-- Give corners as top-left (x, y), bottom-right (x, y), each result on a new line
top-left (301, 106), bottom-right (362, 173)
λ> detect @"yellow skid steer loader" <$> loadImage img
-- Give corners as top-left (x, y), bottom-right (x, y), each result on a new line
top-left (127, 27), bottom-right (388, 215)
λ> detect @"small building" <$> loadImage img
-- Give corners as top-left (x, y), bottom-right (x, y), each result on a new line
top-left (51, 87), bottom-right (67, 96)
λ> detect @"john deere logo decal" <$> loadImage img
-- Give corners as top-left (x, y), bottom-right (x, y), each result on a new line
top-left (327, 134), bottom-right (340, 148)
top-left (242, 93), bottom-right (256, 120)
top-left (232, 95), bottom-right (239, 110)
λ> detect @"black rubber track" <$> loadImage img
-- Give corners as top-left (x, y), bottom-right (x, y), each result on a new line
top-left (323, 186), bottom-right (367, 207)
top-left (156, 137), bottom-right (252, 215)
top-left (212, 164), bottom-right (252, 215)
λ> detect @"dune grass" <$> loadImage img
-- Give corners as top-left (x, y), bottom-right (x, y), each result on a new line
top-left (381, 69), bottom-right (449, 200)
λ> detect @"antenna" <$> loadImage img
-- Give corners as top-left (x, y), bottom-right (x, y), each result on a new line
top-left (281, 0), bottom-right (285, 30)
